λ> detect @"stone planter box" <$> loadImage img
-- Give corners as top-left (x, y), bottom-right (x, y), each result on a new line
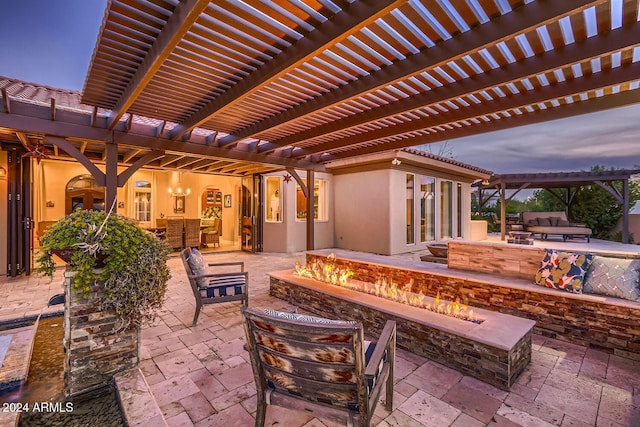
top-left (64, 271), bottom-right (139, 399)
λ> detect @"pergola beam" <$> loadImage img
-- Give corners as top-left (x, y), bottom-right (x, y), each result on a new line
top-left (107, 0), bottom-right (210, 129)
top-left (301, 60), bottom-right (640, 157)
top-left (218, 0), bottom-right (602, 147)
top-left (170, 0), bottom-right (404, 140)
top-left (328, 86), bottom-right (640, 160)
top-left (0, 101), bottom-right (325, 172)
top-left (259, 22), bottom-right (640, 153)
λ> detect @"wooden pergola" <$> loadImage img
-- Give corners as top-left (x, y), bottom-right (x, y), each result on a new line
top-left (1, 0), bottom-right (640, 274)
top-left (475, 169), bottom-right (640, 242)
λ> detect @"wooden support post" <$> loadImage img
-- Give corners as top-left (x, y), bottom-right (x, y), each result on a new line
top-left (307, 169), bottom-right (314, 251)
top-left (105, 142), bottom-right (118, 212)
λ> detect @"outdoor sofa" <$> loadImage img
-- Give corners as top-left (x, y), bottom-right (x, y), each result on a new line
top-left (523, 211), bottom-right (592, 242)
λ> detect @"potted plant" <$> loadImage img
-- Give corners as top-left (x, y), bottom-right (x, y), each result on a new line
top-left (36, 209), bottom-right (171, 330)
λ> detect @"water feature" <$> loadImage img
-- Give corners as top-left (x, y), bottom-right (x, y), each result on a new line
top-left (1, 316), bottom-right (125, 426)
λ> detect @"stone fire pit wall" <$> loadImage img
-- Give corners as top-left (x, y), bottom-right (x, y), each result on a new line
top-left (305, 250), bottom-right (640, 360)
top-left (269, 271), bottom-right (535, 391)
top-left (64, 271), bottom-right (139, 399)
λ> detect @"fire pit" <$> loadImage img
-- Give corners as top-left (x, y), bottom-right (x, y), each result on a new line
top-left (270, 254), bottom-right (535, 390)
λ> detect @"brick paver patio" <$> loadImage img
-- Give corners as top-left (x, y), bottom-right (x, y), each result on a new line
top-left (1, 249), bottom-right (639, 426)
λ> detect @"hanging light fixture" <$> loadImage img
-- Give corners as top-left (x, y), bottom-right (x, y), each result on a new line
top-left (168, 173), bottom-right (191, 197)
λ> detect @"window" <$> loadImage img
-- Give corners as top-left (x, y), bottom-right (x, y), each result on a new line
top-left (134, 181), bottom-right (152, 222)
top-left (406, 174), bottom-right (415, 244)
top-left (266, 177), bottom-right (282, 222)
top-left (296, 179), bottom-right (327, 221)
top-left (440, 180), bottom-right (453, 239)
top-left (420, 176), bottom-right (435, 242)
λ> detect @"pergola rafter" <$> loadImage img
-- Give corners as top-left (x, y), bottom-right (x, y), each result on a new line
top-left (169, 0), bottom-right (404, 141)
top-left (258, 22), bottom-right (640, 154)
top-left (0, 0), bottom-right (637, 199)
top-left (216, 0), bottom-right (604, 147)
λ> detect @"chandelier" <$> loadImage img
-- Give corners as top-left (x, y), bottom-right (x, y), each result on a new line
top-left (168, 174), bottom-right (190, 197)
top-left (168, 186), bottom-right (190, 197)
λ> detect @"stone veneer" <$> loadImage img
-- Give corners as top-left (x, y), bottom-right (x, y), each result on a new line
top-left (64, 271), bottom-right (139, 399)
top-left (447, 240), bottom-right (640, 280)
top-left (304, 251), bottom-right (640, 361)
top-left (269, 270), bottom-right (535, 391)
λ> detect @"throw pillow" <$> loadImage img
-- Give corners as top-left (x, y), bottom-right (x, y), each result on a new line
top-left (526, 219), bottom-right (539, 227)
top-left (537, 217), bottom-right (552, 226)
top-left (557, 219), bottom-right (570, 226)
top-left (187, 248), bottom-right (207, 288)
top-left (584, 256), bottom-right (640, 301)
top-left (535, 250), bottom-right (594, 293)
top-left (263, 308), bottom-right (357, 325)
top-left (549, 217), bottom-right (562, 227)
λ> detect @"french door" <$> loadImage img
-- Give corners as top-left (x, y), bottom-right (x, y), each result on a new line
top-left (240, 174), bottom-right (263, 252)
top-left (5, 147), bottom-right (32, 277)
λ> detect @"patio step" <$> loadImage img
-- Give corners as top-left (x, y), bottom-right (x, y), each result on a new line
top-left (115, 368), bottom-right (168, 427)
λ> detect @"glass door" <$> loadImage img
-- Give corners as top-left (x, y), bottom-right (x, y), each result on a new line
top-left (240, 174), bottom-right (263, 252)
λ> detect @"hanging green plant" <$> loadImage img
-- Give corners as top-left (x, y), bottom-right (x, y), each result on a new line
top-left (36, 209), bottom-right (171, 330)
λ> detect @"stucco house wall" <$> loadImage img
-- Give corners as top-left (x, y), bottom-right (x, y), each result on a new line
top-left (328, 149), bottom-right (491, 256)
top-left (334, 169), bottom-right (391, 255)
top-left (262, 170), bottom-right (334, 253)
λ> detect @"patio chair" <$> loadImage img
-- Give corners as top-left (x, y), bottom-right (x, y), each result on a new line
top-left (491, 212), bottom-right (501, 228)
top-left (242, 306), bottom-right (396, 427)
top-left (166, 218), bottom-right (184, 250)
top-left (201, 218), bottom-right (220, 248)
top-left (180, 247), bottom-right (248, 326)
top-left (183, 218), bottom-right (201, 248)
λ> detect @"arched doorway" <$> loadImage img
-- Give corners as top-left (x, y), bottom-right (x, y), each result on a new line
top-left (65, 175), bottom-right (105, 213)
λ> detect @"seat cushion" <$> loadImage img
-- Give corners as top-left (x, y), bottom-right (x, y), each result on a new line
top-left (263, 308), bottom-right (357, 325)
top-left (534, 250), bottom-right (594, 293)
top-left (584, 256), bottom-right (640, 301)
top-left (364, 340), bottom-right (386, 394)
top-left (200, 280), bottom-right (246, 299)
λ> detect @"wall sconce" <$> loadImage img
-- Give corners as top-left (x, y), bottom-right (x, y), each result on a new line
top-left (0, 166), bottom-right (6, 178)
top-left (391, 158), bottom-right (401, 166)
top-left (46, 200), bottom-right (55, 208)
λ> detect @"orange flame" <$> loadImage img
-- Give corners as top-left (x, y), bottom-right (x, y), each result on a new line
top-left (295, 254), bottom-right (482, 324)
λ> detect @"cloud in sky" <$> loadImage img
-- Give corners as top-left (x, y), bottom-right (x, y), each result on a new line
top-left (420, 103), bottom-right (640, 174)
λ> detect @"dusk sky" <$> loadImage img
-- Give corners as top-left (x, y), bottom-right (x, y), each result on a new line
top-left (1, 0), bottom-right (639, 174)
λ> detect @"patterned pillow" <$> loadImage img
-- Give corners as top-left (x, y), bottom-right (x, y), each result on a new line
top-left (263, 308), bottom-right (357, 325)
top-left (535, 250), bottom-right (594, 293)
top-left (584, 256), bottom-right (640, 301)
top-left (187, 248), bottom-right (206, 287)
